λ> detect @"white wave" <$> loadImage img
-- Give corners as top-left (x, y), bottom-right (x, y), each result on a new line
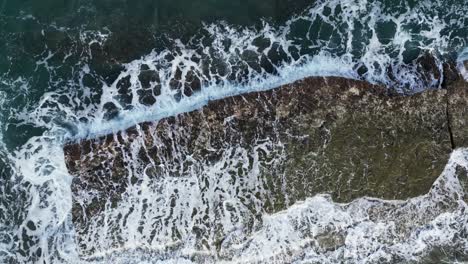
top-left (76, 54), bottom-right (356, 139)
top-left (0, 0), bottom-right (467, 263)
top-left (15, 0), bottom-right (465, 141)
top-left (66, 148), bottom-right (468, 263)
top-left (458, 47), bottom-right (468, 81)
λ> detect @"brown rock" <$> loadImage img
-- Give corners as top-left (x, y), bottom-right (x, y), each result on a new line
top-left (63, 76), bottom-right (468, 256)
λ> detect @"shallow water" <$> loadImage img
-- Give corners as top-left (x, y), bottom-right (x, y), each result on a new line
top-left (0, 0), bottom-right (467, 263)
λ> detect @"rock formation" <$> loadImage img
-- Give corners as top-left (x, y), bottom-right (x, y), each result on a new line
top-left (64, 76), bottom-right (468, 256)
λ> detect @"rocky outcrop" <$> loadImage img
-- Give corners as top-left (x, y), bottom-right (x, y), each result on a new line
top-left (64, 76), bottom-right (468, 256)
top-left (448, 80), bottom-right (468, 148)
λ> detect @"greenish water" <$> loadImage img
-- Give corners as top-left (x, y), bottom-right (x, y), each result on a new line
top-left (0, 0), bottom-right (467, 263)
top-left (0, 0), bottom-right (310, 150)
top-left (0, 0), bottom-right (308, 71)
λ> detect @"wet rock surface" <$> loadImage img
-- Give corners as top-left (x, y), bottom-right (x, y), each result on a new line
top-left (448, 80), bottom-right (468, 148)
top-left (64, 76), bottom-right (468, 256)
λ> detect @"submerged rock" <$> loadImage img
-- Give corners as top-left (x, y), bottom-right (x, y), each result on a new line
top-left (64, 76), bottom-right (467, 257)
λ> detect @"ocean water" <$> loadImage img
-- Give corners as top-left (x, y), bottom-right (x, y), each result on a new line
top-left (0, 0), bottom-right (467, 263)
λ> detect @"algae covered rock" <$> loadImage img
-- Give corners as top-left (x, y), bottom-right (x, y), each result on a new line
top-left (448, 80), bottom-right (468, 148)
top-left (63, 76), bottom-right (467, 256)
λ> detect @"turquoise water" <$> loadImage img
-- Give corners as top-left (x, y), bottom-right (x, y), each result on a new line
top-left (0, 0), bottom-right (467, 263)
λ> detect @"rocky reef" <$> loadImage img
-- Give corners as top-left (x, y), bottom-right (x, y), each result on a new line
top-left (64, 76), bottom-right (468, 257)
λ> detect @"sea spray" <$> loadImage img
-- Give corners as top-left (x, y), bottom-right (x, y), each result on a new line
top-left (0, 0), bottom-right (467, 262)
top-left (458, 47), bottom-right (468, 81)
top-left (11, 0), bottom-right (467, 141)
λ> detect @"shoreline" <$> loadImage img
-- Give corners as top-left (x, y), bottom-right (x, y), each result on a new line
top-left (64, 75), bottom-right (467, 258)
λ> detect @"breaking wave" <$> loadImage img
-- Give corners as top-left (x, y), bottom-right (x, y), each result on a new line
top-left (0, 0), bottom-right (467, 263)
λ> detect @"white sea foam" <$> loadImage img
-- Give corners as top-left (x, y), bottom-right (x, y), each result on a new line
top-left (0, 0), bottom-right (467, 263)
top-left (16, 0), bottom-right (465, 141)
top-left (62, 147), bottom-right (468, 263)
top-left (458, 47), bottom-right (468, 81)
top-left (76, 54), bottom-right (355, 139)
